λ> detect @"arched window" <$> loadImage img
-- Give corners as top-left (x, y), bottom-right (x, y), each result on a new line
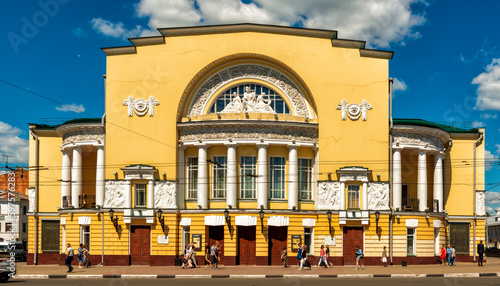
top-left (209, 84), bottom-right (291, 114)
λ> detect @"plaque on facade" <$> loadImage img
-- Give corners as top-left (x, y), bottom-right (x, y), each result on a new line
top-left (41, 220), bottom-right (60, 252)
top-left (158, 235), bottom-right (169, 244)
top-left (325, 236), bottom-right (335, 246)
top-left (291, 235), bottom-right (302, 251)
top-left (192, 234), bottom-right (202, 250)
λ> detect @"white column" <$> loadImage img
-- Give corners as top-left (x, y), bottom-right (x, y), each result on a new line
top-left (71, 146), bottom-right (82, 208)
top-left (340, 181), bottom-right (346, 210)
top-left (197, 143), bottom-right (210, 209)
top-left (433, 152), bottom-right (444, 212)
top-left (125, 180), bottom-right (132, 208)
top-left (225, 143), bottom-right (238, 209)
top-left (393, 147), bottom-right (403, 210)
top-left (257, 143), bottom-right (269, 209)
top-left (177, 144), bottom-right (186, 209)
top-left (418, 149), bottom-right (428, 212)
top-left (362, 181), bottom-right (368, 210)
top-left (148, 180), bottom-right (155, 208)
top-left (95, 146), bottom-right (105, 207)
top-left (61, 148), bottom-right (72, 208)
top-left (287, 144), bottom-right (299, 210)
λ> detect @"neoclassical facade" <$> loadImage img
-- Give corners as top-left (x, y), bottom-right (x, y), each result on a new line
top-left (27, 24), bottom-right (485, 266)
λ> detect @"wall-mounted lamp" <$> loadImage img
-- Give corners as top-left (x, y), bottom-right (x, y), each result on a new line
top-left (274, 113), bottom-right (278, 120)
top-left (259, 207), bottom-right (265, 232)
top-left (109, 209), bottom-right (121, 232)
top-left (113, 172), bottom-right (118, 179)
top-left (157, 209), bottom-right (165, 231)
top-left (224, 208), bottom-right (231, 229)
top-left (326, 210), bottom-right (332, 234)
top-left (162, 172), bottom-right (166, 180)
top-left (375, 210), bottom-right (381, 229)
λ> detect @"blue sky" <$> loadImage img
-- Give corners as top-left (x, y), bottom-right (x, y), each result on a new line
top-left (1, 0), bottom-right (499, 212)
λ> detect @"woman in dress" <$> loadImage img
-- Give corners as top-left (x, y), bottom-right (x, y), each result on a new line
top-left (77, 243), bottom-right (85, 268)
top-left (318, 245), bottom-right (328, 268)
top-left (440, 244), bottom-right (446, 266)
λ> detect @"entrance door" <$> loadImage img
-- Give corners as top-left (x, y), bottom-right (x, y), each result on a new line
top-left (130, 225), bottom-right (150, 265)
top-left (238, 226), bottom-right (256, 265)
top-left (342, 227), bottom-right (363, 265)
top-left (268, 226), bottom-right (287, 265)
top-left (208, 226), bottom-right (224, 264)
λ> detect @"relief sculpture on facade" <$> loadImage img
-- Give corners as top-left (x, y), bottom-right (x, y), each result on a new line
top-left (476, 191), bottom-right (486, 216)
top-left (337, 100), bottom-right (372, 121)
top-left (154, 181), bottom-right (177, 209)
top-left (221, 86), bottom-right (275, 114)
top-left (393, 131), bottom-right (444, 149)
top-left (317, 181), bottom-right (341, 210)
top-left (368, 182), bottom-right (390, 210)
top-left (28, 188), bottom-right (35, 212)
top-left (104, 181), bottom-right (127, 208)
top-left (123, 96), bottom-right (159, 117)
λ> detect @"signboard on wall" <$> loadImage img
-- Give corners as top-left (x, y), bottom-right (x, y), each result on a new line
top-left (192, 234), bottom-right (202, 250)
top-left (325, 236), bottom-right (335, 246)
top-left (41, 220), bottom-right (60, 252)
top-left (450, 223), bottom-right (470, 254)
top-left (291, 235), bottom-right (302, 251)
top-left (158, 236), bottom-right (169, 244)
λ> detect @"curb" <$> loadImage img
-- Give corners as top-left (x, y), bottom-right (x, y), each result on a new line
top-left (12, 273), bottom-right (500, 279)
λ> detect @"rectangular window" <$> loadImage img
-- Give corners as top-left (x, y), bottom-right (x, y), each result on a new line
top-left (347, 185), bottom-right (360, 209)
top-left (23, 206), bottom-right (27, 215)
top-left (212, 156), bottom-right (227, 199)
top-left (434, 228), bottom-right (440, 255)
top-left (240, 156), bottom-right (257, 199)
top-left (298, 158), bottom-right (313, 200)
top-left (187, 157), bottom-right (198, 199)
top-left (182, 226), bottom-right (190, 253)
top-left (135, 184), bottom-right (147, 208)
top-left (269, 157), bottom-right (286, 199)
top-left (81, 225), bottom-right (90, 251)
top-left (304, 227), bottom-right (312, 253)
top-left (407, 228), bottom-right (416, 256)
top-left (5, 223), bottom-right (12, 232)
top-left (23, 223), bottom-right (27, 233)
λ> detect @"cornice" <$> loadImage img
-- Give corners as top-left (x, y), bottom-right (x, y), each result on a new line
top-left (55, 123), bottom-right (104, 137)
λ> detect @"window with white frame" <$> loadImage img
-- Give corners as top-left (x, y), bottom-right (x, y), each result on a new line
top-left (270, 157), bottom-right (286, 199)
top-left (407, 228), bottom-right (416, 255)
top-left (81, 225), bottom-right (90, 250)
top-left (135, 184), bottom-right (147, 208)
top-left (187, 157), bottom-right (198, 199)
top-left (182, 226), bottom-right (190, 253)
top-left (5, 223), bottom-right (12, 232)
top-left (212, 156), bottom-right (227, 199)
top-left (304, 227), bottom-right (312, 253)
top-left (298, 158), bottom-right (313, 200)
top-left (240, 156), bottom-right (256, 199)
top-left (347, 185), bottom-right (360, 209)
top-left (434, 228), bottom-right (439, 255)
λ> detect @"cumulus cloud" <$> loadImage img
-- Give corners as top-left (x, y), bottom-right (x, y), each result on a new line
top-left (0, 122), bottom-right (29, 165)
top-left (473, 58), bottom-right (500, 110)
top-left (92, 0), bottom-right (427, 48)
top-left (485, 149), bottom-right (499, 171)
top-left (55, 103), bottom-right (86, 113)
top-left (486, 191), bottom-right (500, 214)
top-left (480, 113), bottom-right (497, 120)
top-left (392, 77), bottom-right (408, 94)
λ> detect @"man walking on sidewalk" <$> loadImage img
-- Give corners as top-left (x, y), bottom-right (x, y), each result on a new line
top-left (65, 243), bottom-right (74, 273)
top-left (477, 240), bottom-right (485, 266)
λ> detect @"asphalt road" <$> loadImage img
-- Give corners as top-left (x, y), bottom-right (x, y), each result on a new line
top-left (9, 278), bottom-right (500, 286)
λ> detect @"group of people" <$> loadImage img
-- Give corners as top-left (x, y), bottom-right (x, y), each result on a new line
top-left (64, 243), bottom-right (90, 273)
top-left (206, 241), bottom-right (222, 269)
top-left (181, 242), bottom-right (199, 268)
top-left (439, 244), bottom-right (457, 266)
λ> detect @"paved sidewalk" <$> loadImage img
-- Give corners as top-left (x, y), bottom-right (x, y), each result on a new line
top-left (12, 257), bottom-right (500, 279)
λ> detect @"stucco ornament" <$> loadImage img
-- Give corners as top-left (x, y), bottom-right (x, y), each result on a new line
top-left (368, 182), bottom-right (390, 210)
top-left (123, 96), bottom-right (159, 117)
top-left (476, 191), bottom-right (486, 216)
top-left (337, 100), bottom-right (372, 121)
top-left (104, 181), bottom-right (127, 208)
top-left (154, 181), bottom-right (177, 209)
top-left (28, 188), bottom-right (36, 212)
top-left (221, 87), bottom-right (275, 114)
top-left (317, 181), bottom-right (341, 210)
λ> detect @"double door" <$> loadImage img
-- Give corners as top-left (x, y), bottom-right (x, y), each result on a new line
top-left (130, 225), bottom-right (150, 265)
top-left (238, 226), bottom-right (256, 265)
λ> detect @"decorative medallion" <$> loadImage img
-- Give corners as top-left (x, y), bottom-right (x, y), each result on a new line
top-left (337, 100), bottom-right (372, 121)
top-left (123, 96), bottom-right (159, 117)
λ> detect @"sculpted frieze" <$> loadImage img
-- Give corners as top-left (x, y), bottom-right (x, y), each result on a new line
top-left (476, 191), bottom-right (486, 216)
top-left (154, 181), bottom-right (177, 209)
top-left (62, 129), bottom-right (104, 145)
top-left (104, 181), bottom-right (127, 208)
top-left (393, 131), bottom-right (444, 149)
top-left (368, 182), bottom-right (390, 210)
top-left (317, 181), bottom-right (341, 210)
top-left (188, 64), bottom-right (311, 118)
top-left (28, 188), bottom-right (36, 212)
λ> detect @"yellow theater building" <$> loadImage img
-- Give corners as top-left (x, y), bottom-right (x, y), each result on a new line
top-left (27, 24), bottom-right (486, 266)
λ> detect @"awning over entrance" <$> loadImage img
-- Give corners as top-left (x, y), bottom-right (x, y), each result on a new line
top-left (180, 217), bottom-right (191, 226)
top-left (235, 215), bottom-right (257, 226)
top-left (268, 216), bottom-right (289, 227)
top-left (205, 215), bottom-right (225, 226)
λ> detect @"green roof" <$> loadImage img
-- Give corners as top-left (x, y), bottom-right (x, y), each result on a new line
top-left (30, 117), bottom-right (103, 130)
top-left (393, 118), bottom-right (479, 133)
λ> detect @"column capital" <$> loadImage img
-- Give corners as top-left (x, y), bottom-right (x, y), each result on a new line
top-left (178, 142), bottom-right (187, 150)
top-left (195, 143), bottom-right (211, 149)
top-left (224, 142), bottom-right (239, 148)
top-left (392, 146), bottom-right (404, 152)
top-left (287, 143), bottom-right (300, 150)
top-left (418, 148), bottom-right (431, 155)
top-left (256, 142), bottom-right (269, 148)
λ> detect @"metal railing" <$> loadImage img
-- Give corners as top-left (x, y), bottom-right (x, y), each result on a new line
top-left (61, 195), bottom-right (96, 209)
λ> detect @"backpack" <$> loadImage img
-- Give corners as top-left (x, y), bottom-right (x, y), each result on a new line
top-left (296, 249), bottom-right (302, 260)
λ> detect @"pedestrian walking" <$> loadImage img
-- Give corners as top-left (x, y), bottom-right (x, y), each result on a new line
top-left (446, 244), bottom-right (452, 266)
top-left (451, 245), bottom-right (456, 266)
top-left (298, 245), bottom-right (308, 270)
top-left (355, 245), bottom-right (363, 270)
top-left (381, 246), bottom-right (388, 267)
top-left (318, 245), bottom-right (328, 268)
top-left (440, 244), bottom-right (446, 266)
top-left (325, 245), bottom-right (333, 267)
top-left (210, 242), bottom-right (217, 270)
top-left (281, 246), bottom-right (288, 268)
top-left (77, 243), bottom-right (85, 268)
top-left (65, 243), bottom-right (74, 273)
top-left (181, 244), bottom-right (191, 268)
top-left (82, 244), bottom-right (90, 268)
top-left (190, 243), bottom-right (198, 268)
top-left (477, 240), bottom-right (485, 266)
top-left (296, 243), bottom-right (303, 266)
top-left (204, 242), bottom-right (211, 268)
top-left (215, 241), bottom-right (221, 268)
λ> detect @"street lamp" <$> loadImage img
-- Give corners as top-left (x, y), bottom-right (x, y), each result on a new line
top-left (326, 210), bottom-right (332, 234)
top-left (259, 207), bottom-right (265, 232)
top-left (375, 210), bottom-right (380, 230)
top-left (157, 209), bottom-right (165, 231)
top-left (224, 208), bottom-right (231, 229)
top-left (109, 209), bottom-right (121, 232)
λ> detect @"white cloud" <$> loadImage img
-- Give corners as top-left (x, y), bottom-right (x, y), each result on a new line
top-left (486, 192), bottom-right (500, 214)
top-left (392, 77), bottom-right (408, 94)
top-left (473, 58), bottom-right (500, 110)
top-left (472, 121), bottom-right (484, 128)
top-left (72, 27), bottom-right (88, 38)
top-left (496, 143), bottom-right (500, 154)
top-left (485, 149), bottom-right (499, 171)
top-left (55, 103), bottom-right (86, 113)
top-left (92, 0), bottom-right (427, 48)
top-left (0, 122), bottom-right (29, 165)
top-left (480, 113), bottom-right (497, 120)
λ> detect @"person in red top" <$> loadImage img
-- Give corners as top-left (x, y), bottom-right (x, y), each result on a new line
top-left (440, 244), bottom-right (446, 265)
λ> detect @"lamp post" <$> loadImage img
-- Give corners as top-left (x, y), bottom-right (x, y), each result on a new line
top-left (224, 208), bottom-right (231, 230)
top-left (157, 209), bottom-right (165, 231)
top-left (259, 208), bottom-right (265, 232)
top-left (326, 210), bottom-right (332, 234)
top-left (109, 208), bottom-right (121, 232)
top-left (375, 210), bottom-right (380, 230)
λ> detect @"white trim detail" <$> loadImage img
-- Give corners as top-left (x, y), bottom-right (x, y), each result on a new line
top-left (180, 218), bottom-right (192, 226)
top-left (406, 219), bottom-right (419, 228)
top-left (78, 216), bottom-right (91, 225)
top-left (433, 220), bottom-right (441, 228)
top-left (302, 218), bottom-right (316, 227)
top-left (60, 217), bottom-right (66, 225)
top-left (235, 216), bottom-right (258, 226)
top-left (204, 215), bottom-right (225, 226)
top-left (267, 216), bottom-right (289, 227)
